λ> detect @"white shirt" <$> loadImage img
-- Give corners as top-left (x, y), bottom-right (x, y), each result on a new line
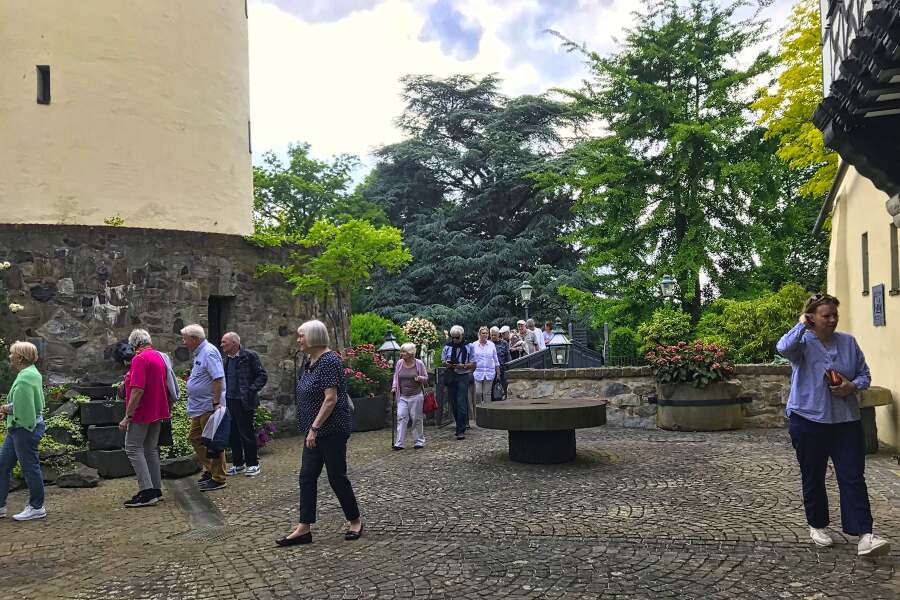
top-left (471, 340), bottom-right (500, 381)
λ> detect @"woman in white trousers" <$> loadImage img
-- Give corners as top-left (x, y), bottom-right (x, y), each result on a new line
top-left (471, 326), bottom-right (500, 404)
top-left (392, 343), bottom-right (428, 450)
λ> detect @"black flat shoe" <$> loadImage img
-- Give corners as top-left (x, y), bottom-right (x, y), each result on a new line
top-left (344, 523), bottom-right (364, 541)
top-left (276, 531), bottom-right (312, 547)
top-left (392, 446), bottom-right (404, 451)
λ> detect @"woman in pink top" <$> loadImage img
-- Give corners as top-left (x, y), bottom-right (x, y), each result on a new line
top-left (120, 329), bottom-right (172, 507)
top-left (391, 343), bottom-right (428, 450)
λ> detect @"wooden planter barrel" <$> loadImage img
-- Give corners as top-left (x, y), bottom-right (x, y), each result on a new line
top-left (655, 381), bottom-right (745, 431)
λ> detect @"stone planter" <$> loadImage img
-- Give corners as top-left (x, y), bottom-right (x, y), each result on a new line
top-left (351, 394), bottom-right (388, 432)
top-left (655, 380), bottom-right (745, 431)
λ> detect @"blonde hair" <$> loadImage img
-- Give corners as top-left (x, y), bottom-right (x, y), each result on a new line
top-left (9, 341), bottom-right (39, 365)
top-left (400, 342), bottom-right (416, 355)
top-left (298, 320), bottom-right (330, 348)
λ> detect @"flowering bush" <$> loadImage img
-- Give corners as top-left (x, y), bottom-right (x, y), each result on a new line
top-left (343, 344), bottom-right (391, 397)
top-left (0, 337), bottom-right (13, 395)
top-left (254, 405), bottom-right (277, 449)
top-left (402, 317), bottom-right (440, 353)
top-left (646, 341), bottom-right (735, 388)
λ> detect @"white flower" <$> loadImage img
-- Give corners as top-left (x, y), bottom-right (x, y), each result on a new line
top-left (8, 303), bottom-right (24, 313)
top-left (0, 261), bottom-right (11, 271)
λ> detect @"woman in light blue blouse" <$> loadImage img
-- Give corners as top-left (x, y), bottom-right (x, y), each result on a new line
top-left (776, 293), bottom-right (889, 556)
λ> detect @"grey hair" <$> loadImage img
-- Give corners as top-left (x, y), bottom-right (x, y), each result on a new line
top-left (180, 324), bottom-right (206, 340)
top-left (223, 331), bottom-right (241, 345)
top-left (400, 342), bottom-right (416, 355)
top-left (128, 328), bottom-right (152, 348)
top-left (449, 325), bottom-right (464, 337)
top-left (489, 326), bottom-right (500, 334)
top-left (298, 319), bottom-right (330, 348)
top-left (526, 319), bottom-right (535, 327)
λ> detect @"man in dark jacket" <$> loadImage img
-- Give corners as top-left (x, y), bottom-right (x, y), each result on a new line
top-left (220, 332), bottom-right (268, 477)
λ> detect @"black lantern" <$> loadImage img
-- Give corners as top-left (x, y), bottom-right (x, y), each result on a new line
top-left (547, 319), bottom-right (572, 367)
top-left (377, 325), bottom-right (401, 367)
top-left (659, 274), bottom-right (677, 301)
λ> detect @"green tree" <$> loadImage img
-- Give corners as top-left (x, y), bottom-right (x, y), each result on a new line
top-left (541, 0), bottom-right (776, 323)
top-left (357, 74), bottom-right (585, 333)
top-left (636, 307), bottom-right (694, 355)
top-left (350, 313), bottom-right (407, 347)
top-left (254, 219), bottom-right (411, 299)
top-left (752, 0), bottom-right (836, 200)
top-left (253, 142), bottom-right (387, 236)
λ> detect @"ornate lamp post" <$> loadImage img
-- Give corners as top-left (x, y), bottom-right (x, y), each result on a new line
top-left (377, 326), bottom-right (401, 367)
top-left (659, 274), bottom-right (677, 303)
top-left (518, 281), bottom-right (534, 321)
top-left (547, 319), bottom-right (572, 367)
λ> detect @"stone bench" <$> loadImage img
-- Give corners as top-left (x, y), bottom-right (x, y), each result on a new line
top-left (475, 399), bottom-right (607, 464)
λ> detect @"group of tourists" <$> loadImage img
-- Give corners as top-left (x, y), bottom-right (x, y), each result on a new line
top-left (0, 294), bottom-right (892, 557)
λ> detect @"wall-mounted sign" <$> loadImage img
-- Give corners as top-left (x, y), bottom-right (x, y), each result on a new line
top-left (873, 283), bottom-right (886, 327)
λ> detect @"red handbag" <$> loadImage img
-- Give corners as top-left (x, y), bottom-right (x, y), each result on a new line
top-left (423, 389), bottom-right (438, 413)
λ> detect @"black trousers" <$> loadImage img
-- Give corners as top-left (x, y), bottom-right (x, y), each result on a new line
top-left (298, 432), bottom-right (360, 525)
top-left (227, 398), bottom-right (258, 468)
top-left (788, 413), bottom-right (873, 535)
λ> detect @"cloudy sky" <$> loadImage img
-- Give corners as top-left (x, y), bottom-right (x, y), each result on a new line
top-left (248, 0), bottom-right (795, 168)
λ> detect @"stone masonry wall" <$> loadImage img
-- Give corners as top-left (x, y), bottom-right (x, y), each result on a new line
top-left (0, 224), bottom-right (351, 425)
top-left (506, 365), bottom-right (792, 429)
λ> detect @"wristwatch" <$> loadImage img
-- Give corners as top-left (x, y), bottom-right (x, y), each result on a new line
top-left (310, 426), bottom-right (320, 433)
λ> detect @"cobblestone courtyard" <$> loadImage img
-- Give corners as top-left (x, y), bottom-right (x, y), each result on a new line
top-left (0, 425), bottom-right (897, 599)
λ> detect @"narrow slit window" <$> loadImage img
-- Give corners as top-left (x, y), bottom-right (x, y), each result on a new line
top-left (862, 232), bottom-right (870, 295)
top-left (36, 65), bottom-right (50, 104)
top-left (891, 224), bottom-right (899, 295)
top-left (248, 120), bottom-right (252, 154)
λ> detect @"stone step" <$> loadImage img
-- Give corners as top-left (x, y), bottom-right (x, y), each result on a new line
top-left (87, 425), bottom-right (125, 450)
top-left (80, 400), bottom-right (125, 426)
top-left (83, 449), bottom-right (133, 479)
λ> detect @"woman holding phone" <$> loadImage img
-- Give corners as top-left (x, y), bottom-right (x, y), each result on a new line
top-left (776, 293), bottom-right (890, 556)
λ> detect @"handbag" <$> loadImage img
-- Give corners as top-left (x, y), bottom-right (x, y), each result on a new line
top-left (491, 377), bottom-right (506, 402)
top-left (423, 389), bottom-right (438, 413)
top-left (157, 419), bottom-right (173, 447)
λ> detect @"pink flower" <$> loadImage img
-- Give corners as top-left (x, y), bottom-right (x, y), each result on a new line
top-left (355, 372), bottom-right (363, 379)
top-left (693, 355), bottom-right (703, 362)
top-left (677, 341), bottom-right (687, 348)
top-left (712, 362), bottom-right (721, 370)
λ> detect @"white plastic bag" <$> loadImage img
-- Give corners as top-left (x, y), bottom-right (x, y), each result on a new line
top-left (201, 405), bottom-right (227, 440)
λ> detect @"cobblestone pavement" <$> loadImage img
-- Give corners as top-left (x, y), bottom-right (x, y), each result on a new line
top-left (1, 425), bottom-right (898, 599)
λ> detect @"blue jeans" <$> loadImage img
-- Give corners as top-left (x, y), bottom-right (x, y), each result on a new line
top-left (788, 413), bottom-right (872, 535)
top-left (0, 420), bottom-right (46, 510)
top-left (446, 375), bottom-right (470, 436)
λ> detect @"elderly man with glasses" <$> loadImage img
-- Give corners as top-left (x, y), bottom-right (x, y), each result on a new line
top-left (441, 326), bottom-right (475, 440)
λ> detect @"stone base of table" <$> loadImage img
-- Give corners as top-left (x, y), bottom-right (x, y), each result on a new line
top-left (509, 430), bottom-right (576, 464)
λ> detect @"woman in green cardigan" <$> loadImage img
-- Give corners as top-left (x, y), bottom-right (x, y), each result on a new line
top-left (0, 341), bottom-right (47, 521)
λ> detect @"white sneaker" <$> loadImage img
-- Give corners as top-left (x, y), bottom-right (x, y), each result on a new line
top-left (0, 506), bottom-right (6, 518)
top-left (244, 465), bottom-right (261, 477)
top-left (809, 526), bottom-right (833, 547)
top-left (225, 465), bottom-right (245, 476)
top-left (12, 505), bottom-right (46, 521)
top-left (858, 533), bottom-right (891, 557)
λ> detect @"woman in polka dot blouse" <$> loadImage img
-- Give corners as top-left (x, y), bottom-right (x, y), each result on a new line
top-left (276, 319), bottom-right (363, 547)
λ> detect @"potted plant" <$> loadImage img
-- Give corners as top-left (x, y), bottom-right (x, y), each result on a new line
top-left (254, 406), bottom-right (277, 453)
top-left (647, 341), bottom-right (744, 431)
top-left (343, 344), bottom-right (392, 431)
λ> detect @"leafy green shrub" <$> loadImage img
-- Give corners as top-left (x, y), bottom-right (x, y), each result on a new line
top-left (609, 326), bottom-right (640, 359)
top-left (351, 312), bottom-right (407, 347)
top-left (636, 307), bottom-right (693, 355)
top-left (694, 283), bottom-right (808, 363)
top-left (161, 376), bottom-right (193, 459)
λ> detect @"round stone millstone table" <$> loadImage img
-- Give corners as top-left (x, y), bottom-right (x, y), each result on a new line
top-left (475, 399), bottom-right (607, 464)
